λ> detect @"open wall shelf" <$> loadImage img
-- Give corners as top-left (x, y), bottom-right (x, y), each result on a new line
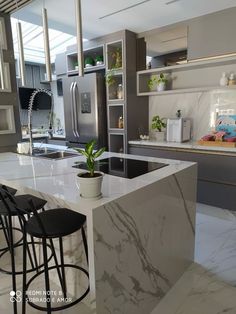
top-left (109, 133), bottom-right (125, 153)
top-left (107, 72), bottom-right (124, 101)
top-left (66, 45), bottom-right (105, 74)
top-left (106, 40), bottom-right (123, 71)
top-left (137, 55), bottom-right (236, 96)
top-left (0, 105), bottom-right (15, 134)
top-left (108, 104), bottom-right (124, 130)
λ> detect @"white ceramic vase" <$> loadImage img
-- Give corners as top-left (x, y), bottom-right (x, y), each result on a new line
top-left (220, 72), bottom-right (228, 86)
top-left (154, 131), bottom-right (165, 141)
top-left (77, 171), bottom-right (104, 199)
top-left (157, 82), bottom-right (166, 92)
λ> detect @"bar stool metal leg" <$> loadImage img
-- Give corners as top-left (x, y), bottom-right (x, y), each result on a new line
top-left (42, 238), bottom-right (51, 314)
top-left (59, 237), bottom-right (67, 298)
top-left (8, 215), bottom-right (18, 314)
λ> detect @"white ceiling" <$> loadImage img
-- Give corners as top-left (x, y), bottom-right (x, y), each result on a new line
top-left (12, 0), bottom-right (236, 40)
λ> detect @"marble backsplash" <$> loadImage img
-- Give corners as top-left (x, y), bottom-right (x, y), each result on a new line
top-left (149, 90), bottom-right (236, 141)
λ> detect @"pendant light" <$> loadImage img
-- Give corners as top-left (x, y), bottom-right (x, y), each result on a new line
top-left (15, 0), bottom-right (26, 86)
top-left (42, 1), bottom-right (52, 82)
top-left (75, 0), bottom-right (84, 77)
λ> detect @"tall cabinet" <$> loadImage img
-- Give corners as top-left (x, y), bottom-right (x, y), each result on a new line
top-left (105, 30), bottom-right (148, 154)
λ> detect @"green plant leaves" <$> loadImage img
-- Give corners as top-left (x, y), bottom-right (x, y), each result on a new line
top-left (73, 140), bottom-right (105, 177)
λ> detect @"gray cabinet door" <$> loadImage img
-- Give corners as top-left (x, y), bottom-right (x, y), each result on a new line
top-left (188, 7), bottom-right (236, 60)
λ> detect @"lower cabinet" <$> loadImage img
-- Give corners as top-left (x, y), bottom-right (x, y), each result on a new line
top-left (129, 145), bottom-right (236, 211)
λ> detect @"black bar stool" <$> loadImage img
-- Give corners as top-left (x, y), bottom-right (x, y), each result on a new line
top-left (0, 186), bottom-right (51, 314)
top-left (22, 205), bottom-right (89, 314)
top-left (0, 184), bottom-right (18, 252)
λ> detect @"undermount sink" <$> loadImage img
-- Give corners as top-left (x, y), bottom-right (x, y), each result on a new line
top-left (39, 151), bottom-right (79, 159)
top-left (32, 148), bottom-right (56, 155)
top-left (20, 148), bottom-right (80, 160)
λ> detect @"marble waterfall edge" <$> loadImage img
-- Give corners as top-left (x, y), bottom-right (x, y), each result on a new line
top-left (92, 165), bottom-right (197, 314)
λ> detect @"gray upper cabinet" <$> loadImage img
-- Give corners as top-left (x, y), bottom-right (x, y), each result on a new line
top-left (188, 7), bottom-right (236, 61)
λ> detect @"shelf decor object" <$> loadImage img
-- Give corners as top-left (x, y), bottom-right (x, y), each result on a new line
top-left (0, 105), bottom-right (16, 134)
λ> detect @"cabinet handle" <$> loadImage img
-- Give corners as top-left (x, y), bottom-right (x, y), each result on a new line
top-left (73, 82), bottom-right (80, 138)
top-left (70, 82), bottom-right (77, 138)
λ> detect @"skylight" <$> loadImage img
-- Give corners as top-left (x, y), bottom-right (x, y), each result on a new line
top-left (11, 17), bottom-right (87, 64)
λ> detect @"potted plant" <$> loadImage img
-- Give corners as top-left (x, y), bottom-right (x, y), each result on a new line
top-left (105, 70), bottom-right (115, 87)
top-left (151, 115), bottom-right (166, 141)
top-left (74, 61), bottom-right (79, 70)
top-left (74, 140), bottom-right (105, 199)
top-left (95, 55), bottom-right (104, 66)
top-left (147, 75), bottom-right (158, 91)
top-left (111, 48), bottom-right (122, 69)
top-left (157, 73), bottom-right (168, 92)
top-left (147, 73), bottom-right (168, 92)
top-left (84, 56), bottom-right (95, 68)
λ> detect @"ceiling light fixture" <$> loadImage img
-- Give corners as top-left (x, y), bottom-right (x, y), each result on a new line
top-left (16, 21), bottom-right (26, 86)
top-left (42, 2), bottom-right (52, 82)
top-left (99, 0), bottom-right (151, 19)
top-left (75, 0), bottom-right (84, 77)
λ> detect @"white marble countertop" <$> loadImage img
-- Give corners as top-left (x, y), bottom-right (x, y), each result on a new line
top-left (129, 140), bottom-right (236, 154)
top-left (0, 150), bottom-right (194, 215)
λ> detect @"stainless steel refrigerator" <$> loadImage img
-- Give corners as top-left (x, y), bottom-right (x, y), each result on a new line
top-left (63, 72), bottom-right (107, 149)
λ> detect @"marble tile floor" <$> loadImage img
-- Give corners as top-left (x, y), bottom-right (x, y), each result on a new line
top-left (152, 203), bottom-right (236, 314)
top-left (1, 203), bottom-right (236, 314)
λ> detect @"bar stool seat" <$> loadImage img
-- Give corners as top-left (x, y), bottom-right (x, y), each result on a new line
top-left (0, 194), bottom-right (47, 215)
top-left (0, 184), bottom-right (17, 196)
top-left (26, 207), bottom-right (86, 238)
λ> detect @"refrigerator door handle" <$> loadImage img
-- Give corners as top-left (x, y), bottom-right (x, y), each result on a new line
top-left (70, 82), bottom-right (77, 138)
top-left (73, 82), bottom-right (80, 138)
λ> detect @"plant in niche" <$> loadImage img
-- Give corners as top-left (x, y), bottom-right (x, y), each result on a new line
top-left (105, 70), bottom-right (116, 87)
top-left (95, 55), bottom-right (103, 64)
top-left (151, 115), bottom-right (166, 132)
top-left (147, 73), bottom-right (168, 91)
top-left (74, 140), bottom-right (105, 177)
top-left (147, 75), bottom-right (158, 90)
top-left (111, 48), bottom-right (122, 69)
top-left (157, 73), bottom-right (168, 85)
top-left (84, 56), bottom-right (95, 66)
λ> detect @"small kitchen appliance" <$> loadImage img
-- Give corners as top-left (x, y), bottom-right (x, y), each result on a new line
top-left (166, 118), bottom-right (191, 142)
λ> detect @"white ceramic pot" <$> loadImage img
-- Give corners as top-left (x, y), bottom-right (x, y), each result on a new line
top-left (154, 131), bottom-right (165, 141)
top-left (157, 82), bottom-right (166, 92)
top-left (77, 171), bottom-right (104, 199)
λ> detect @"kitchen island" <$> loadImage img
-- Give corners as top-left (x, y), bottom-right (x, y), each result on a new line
top-left (0, 151), bottom-right (197, 314)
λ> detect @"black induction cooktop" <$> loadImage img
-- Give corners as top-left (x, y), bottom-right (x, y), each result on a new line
top-left (73, 157), bottom-right (168, 179)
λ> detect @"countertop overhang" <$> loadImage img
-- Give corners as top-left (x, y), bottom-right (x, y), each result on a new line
top-left (0, 151), bottom-right (195, 215)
